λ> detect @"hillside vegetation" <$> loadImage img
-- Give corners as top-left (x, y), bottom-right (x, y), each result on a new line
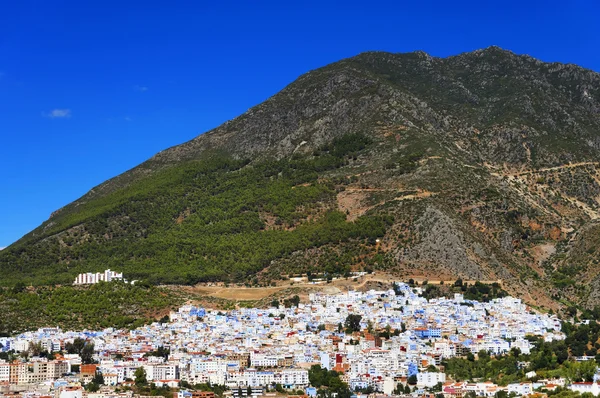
top-left (1, 134), bottom-right (388, 286)
top-left (0, 283), bottom-right (181, 334)
top-left (2, 47), bottom-right (600, 320)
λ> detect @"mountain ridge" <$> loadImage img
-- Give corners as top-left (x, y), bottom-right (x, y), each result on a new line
top-left (36, 47), bottom-right (600, 224)
top-left (3, 47), bottom-right (600, 316)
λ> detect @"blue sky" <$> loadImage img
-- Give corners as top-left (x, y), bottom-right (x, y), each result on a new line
top-left (0, 0), bottom-right (599, 248)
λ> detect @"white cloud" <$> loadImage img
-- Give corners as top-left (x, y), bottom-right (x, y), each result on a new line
top-left (0, 247), bottom-right (5, 251)
top-left (134, 85), bottom-right (148, 92)
top-left (44, 109), bottom-right (72, 118)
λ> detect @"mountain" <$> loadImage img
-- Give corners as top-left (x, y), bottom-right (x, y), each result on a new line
top-left (3, 46), bottom-right (600, 312)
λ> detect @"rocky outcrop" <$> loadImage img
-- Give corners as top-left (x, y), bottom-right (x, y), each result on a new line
top-left (4, 47), bottom-right (600, 311)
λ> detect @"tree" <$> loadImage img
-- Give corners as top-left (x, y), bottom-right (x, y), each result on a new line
top-left (407, 375), bottom-right (417, 385)
top-left (144, 346), bottom-right (170, 359)
top-left (393, 383), bottom-right (404, 395)
top-left (563, 360), bottom-right (597, 382)
top-left (478, 350), bottom-right (491, 363)
top-left (317, 389), bottom-right (332, 398)
top-left (566, 306), bottom-right (578, 318)
top-left (283, 295), bottom-right (300, 308)
top-left (247, 386), bottom-right (253, 397)
top-left (92, 371), bottom-right (104, 385)
top-left (344, 314), bottom-right (362, 333)
top-left (65, 338), bottom-right (86, 355)
top-left (85, 382), bottom-right (100, 392)
top-left (81, 342), bottom-right (95, 364)
top-left (309, 365), bottom-right (326, 388)
top-left (27, 341), bottom-right (43, 357)
top-left (134, 367), bottom-right (147, 386)
top-left (12, 282), bottom-right (26, 294)
top-left (65, 338), bottom-right (95, 364)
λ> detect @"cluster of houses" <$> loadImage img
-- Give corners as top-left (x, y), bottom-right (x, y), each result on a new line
top-left (1, 283), bottom-right (597, 398)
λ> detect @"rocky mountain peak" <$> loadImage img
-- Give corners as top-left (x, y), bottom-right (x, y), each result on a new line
top-left (3, 48), bottom-right (600, 313)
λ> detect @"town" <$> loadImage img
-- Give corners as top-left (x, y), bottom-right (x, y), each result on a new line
top-left (0, 283), bottom-right (597, 398)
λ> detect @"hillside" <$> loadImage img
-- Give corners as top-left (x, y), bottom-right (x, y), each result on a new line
top-left (2, 46), bottom-right (600, 316)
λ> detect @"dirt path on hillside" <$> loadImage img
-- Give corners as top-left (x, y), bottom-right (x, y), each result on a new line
top-left (337, 188), bottom-right (437, 221)
top-left (486, 161), bottom-right (600, 220)
top-left (489, 162), bottom-right (600, 177)
top-left (181, 273), bottom-right (400, 300)
top-left (178, 273), bottom-right (503, 301)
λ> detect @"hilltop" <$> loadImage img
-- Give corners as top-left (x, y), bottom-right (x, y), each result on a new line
top-left (2, 47), bottom-right (600, 317)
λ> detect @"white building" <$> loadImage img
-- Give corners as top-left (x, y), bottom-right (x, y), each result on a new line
top-left (250, 353), bottom-right (278, 368)
top-left (59, 387), bottom-right (83, 398)
top-left (417, 372), bottom-right (446, 388)
top-left (73, 269), bottom-right (124, 285)
top-left (277, 369), bottom-right (309, 387)
top-left (507, 382), bottom-right (533, 396)
top-left (570, 382), bottom-right (600, 396)
top-left (143, 364), bottom-right (179, 381)
top-left (0, 361), bottom-right (9, 382)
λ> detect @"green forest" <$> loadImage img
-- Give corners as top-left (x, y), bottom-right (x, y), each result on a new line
top-left (0, 134), bottom-right (389, 286)
top-left (0, 282), bottom-right (180, 334)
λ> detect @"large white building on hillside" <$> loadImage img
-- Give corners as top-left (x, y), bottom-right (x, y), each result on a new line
top-left (73, 269), bottom-right (123, 285)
